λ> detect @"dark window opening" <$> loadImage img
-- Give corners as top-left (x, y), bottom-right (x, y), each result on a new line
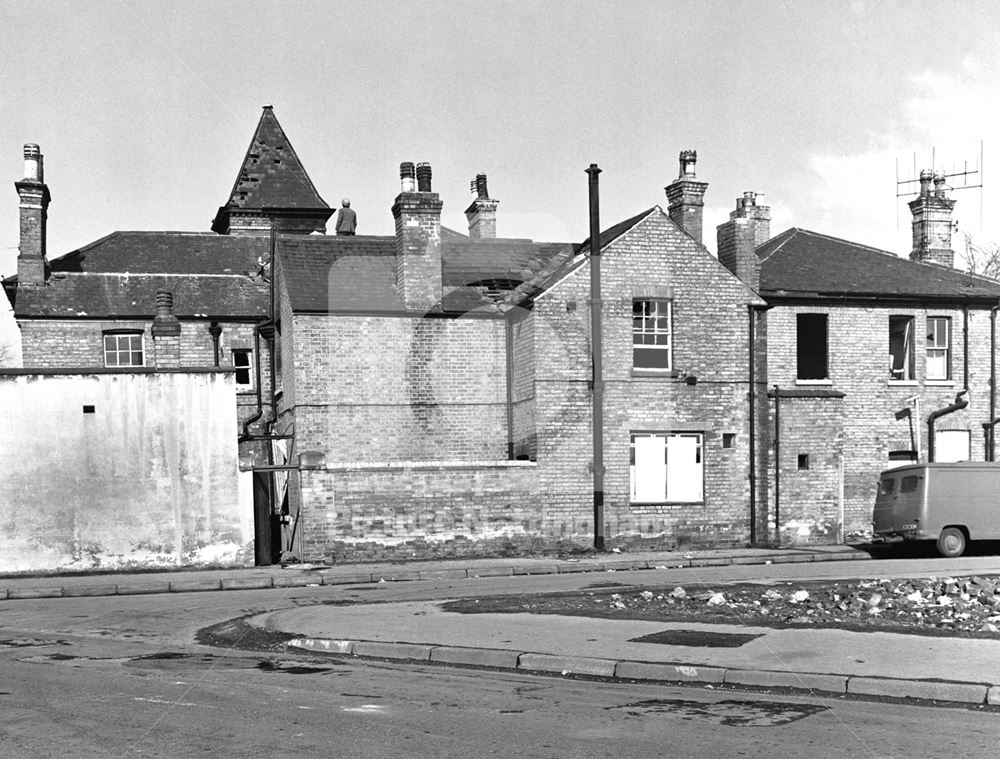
top-left (83, 405), bottom-right (95, 414)
top-left (796, 313), bottom-right (828, 380)
top-left (233, 349), bottom-right (252, 388)
top-left (797, 453), bottom-right (810, 470)
top-left (889, 315), bottom-right (915, 381)
top-left (722, 433), bottom-right (736, 449)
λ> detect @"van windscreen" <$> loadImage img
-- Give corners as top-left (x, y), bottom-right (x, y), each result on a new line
top-left (879, 478), bottom-right (896, 495)
top-left (900, 476), bottom-right (919, 493)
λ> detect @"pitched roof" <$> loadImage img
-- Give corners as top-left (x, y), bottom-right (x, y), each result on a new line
top-left (758, 228), bottom-right (1000, 302)
top-left (277, 234), bottom-right (575, 314)
top-left (7, 232), bottom-right (270, 318)
top-left (212, 107), bottom-right (330, 233)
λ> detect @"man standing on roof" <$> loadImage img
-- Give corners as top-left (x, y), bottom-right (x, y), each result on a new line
top-left (335, 198), bottom-right (357, 236)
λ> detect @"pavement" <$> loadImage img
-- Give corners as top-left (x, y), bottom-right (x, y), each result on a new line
top-left (4, 544), bottom-right (1000, 707)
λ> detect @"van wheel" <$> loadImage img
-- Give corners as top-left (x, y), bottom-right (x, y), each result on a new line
top-left (937, 527), bottom-right (966, 558)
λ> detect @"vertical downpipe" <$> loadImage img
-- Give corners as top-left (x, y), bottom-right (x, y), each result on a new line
top-left (748, 306), bottom-right (757, 545)
top-left (991, 306), bottom-right (998, 460)
top-left (773, 384), bottom-right (781, 545)
top-left (505, 314), bottom-right (515, 460)
top-left (586, 164), bottom-right (605, 552)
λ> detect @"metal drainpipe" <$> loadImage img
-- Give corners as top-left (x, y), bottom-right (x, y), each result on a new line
top-left (747, 306), bottom-right (756, 545)
top-left (963, 306), bottom-right (970, 393)
top-left (208, 322), bottom-right (222, 367)
top-left (991, 305), bottom-right (999, 460)
top-left (586, 163), bottom-right (605, 552)
top-left (238, 323), bottom-right (265, 443)
top-left (927, 390), bottom-right (969, 462)
top-left (773, 384), bottom-right (780, 545)
top-left (504, 314), bottom-right (515, 460)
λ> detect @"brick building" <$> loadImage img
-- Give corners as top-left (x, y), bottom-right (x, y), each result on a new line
top-left (6, 108), bottom-right (998, 567)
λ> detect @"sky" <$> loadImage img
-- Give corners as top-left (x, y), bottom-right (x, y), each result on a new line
top-left (0, 0), bottom-right (998, 278)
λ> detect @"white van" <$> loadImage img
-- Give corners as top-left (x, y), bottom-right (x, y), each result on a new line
top-left (873, 462), bottom-right (1000, 557)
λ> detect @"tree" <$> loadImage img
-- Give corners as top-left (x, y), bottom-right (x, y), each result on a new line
top-left (961, 233), bottom-right (1000, 280)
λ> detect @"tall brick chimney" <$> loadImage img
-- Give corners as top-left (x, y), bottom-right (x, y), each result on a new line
top-left (909, 169), bottom-right (956, 267)
top-left (15, 144), bottom-right (50, 286)
top-left (465, 174), bottom-right (498, 240)
top-left (152, 290), bottom-right (181, 368)
top-left (665, 150), bottom-right (709, 244)
top-left (392, 161), bottom-right (443, 311)
top-left (717, 192), bottom-right (770, 290)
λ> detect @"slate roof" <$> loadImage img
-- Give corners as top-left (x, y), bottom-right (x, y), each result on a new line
top-left (6, 232), bottom-right (270, 318)
top-left (277, 234), bottom-right (575, 314)
top-left (212, 107), bottom-right (330, 232)
top-left (758, 228), bottom-right (1000, 302)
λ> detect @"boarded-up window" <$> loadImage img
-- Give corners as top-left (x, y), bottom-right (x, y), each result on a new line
top-left (629, 432), bottom-right (703, 503)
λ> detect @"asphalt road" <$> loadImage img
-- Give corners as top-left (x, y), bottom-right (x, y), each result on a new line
top-left (1, 556), bottom-right (999, 758)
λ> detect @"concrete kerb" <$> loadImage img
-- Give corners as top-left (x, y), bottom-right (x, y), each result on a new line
top-left (286, 637), bottom-right (996, 707)
top-left (0, 547), bottom-right (870, 602)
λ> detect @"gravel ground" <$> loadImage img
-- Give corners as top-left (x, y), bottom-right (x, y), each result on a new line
top-left (443, 575), bottom-right (1000, 638)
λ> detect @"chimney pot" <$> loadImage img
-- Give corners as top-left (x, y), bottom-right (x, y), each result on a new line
top-left (155, 290), bottom-right (174, 318)
top-left (475, 173), bottom-right (489, 199)
top-left (416, 162), bottom-right (432, 192)
top-left (23, 143), bottom-right (43, 182)
top-left (400, 161), bottom-right (416, 192)
top-left (919, 168), bottom-right (934, 196)
top-left (679, 150), bottom-right (697, 178)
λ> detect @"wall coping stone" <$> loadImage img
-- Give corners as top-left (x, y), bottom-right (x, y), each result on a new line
top-left (320, 460), bottom-right (538, 472)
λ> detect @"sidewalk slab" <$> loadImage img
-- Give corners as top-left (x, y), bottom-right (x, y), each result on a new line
top-left (318, 572), bottom-right (373, 586)
top-left (221, 578), bottom-right (273, 591)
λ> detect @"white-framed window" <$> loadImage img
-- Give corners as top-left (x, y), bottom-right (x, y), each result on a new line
top-left (103, 332), bottom-right (144, 367)
top-left (633, 299), bottom-right (672, 370)
top-left (233, 348), bottom-right (253, 389)
top-left (629, 432), bottom-right (703, 503)
top-left (889, 315), bottom-right (914, 381)
top-left (926, 316), bottom-right (950, 380)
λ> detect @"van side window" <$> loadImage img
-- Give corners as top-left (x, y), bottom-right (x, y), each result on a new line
top-left (879, 478), bottom-right (896, 495)
top-left (900, 476), bottom-right (919, 493)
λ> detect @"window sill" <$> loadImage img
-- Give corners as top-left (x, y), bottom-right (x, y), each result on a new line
top-left (888, 380), bottom-right (918, 386)
top-left (795, 379), bottom-right (833, 386)
top-left (925, 379), bottom-right (954, 386)
top-left (632, 369), bottom-right (680, 379)
top-left (630, 501), bottom-right (705, 506)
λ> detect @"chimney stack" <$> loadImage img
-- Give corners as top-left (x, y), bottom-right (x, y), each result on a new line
top-left (664, 150), bottom-right (709, 244)
top-left (465, 173), bottom-right (499, 240)
top-left (908, 169), bottom-right (956, 267)
top-left (151, 290), bottom-right (181, 368)
top-left (392, 161), bottom-right (443, 311)
top-left (15, 143), bottom-right (50, 286)
top-left (716, 192), bottom-right (770, 290)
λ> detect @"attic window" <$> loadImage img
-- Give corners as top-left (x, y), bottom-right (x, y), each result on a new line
top-left (104, 332), bottom-right (144, 368)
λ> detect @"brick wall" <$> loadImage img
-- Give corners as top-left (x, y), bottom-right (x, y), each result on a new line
top-left (288, 313), bottom-right (509, 461)
top-left (529, 210), bottom-right (764, 550)
top-left (766, 302), bottom-right (995, 535)
top-left (19, 317), bottom-right (267, 427)
top-left (298, 461), bottom-right (540, 561)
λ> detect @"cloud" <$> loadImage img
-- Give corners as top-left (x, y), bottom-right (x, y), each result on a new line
top-left (800, 58), bottom-right (997, 255)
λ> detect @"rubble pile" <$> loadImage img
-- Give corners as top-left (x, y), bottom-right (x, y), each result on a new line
top-left (596, 576), bottom-right (1000, 635)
